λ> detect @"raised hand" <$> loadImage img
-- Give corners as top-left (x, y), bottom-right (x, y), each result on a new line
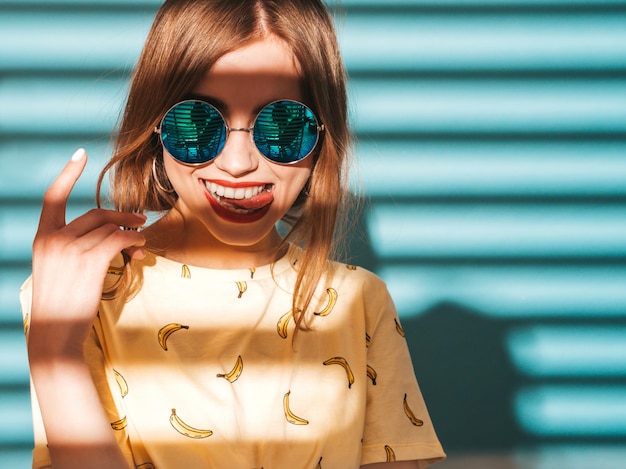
top-left (29, 148), bottom-right (146, 355)
top-left (27, 149), bottom-right (139, 469)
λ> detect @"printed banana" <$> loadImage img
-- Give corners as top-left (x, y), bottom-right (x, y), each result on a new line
top-left (217, 355), bottom-right (243, 383)
top-left (384, 445), bottom-right (396, 462)
top-left (158, 323), bottom-right (189, 351)
top-left (365, 333), bottom-right (371, 348)
top-left (110, 415), bottom-right (127, 431)
top-left (170, 408), bottom-right (213, 439)
top-left (181, 264), bottom-right (191, 279)
top-left (346, 264), bottom-right (357, 270)
top-left (314, 288), bottom-right (338, 317)
top-left (249, 267), bottom-right (256, 279)
top-left (283, 391), bottom-right (309, 425)
top-left (114, 369), bottom-right (129, 397)
top-left (403, 393), bottom-right (424, 427)
top-left (23, 313), bottom-right (29, 335)
top-left (323, 356), bottom-right (355, 389)
top-left (236, 281), bottom-right (247, 298)
top-left (394, 318), bottom-right (405, 337)
top-left (277, 310), bottom-right (293, 339)
top-left (366, 365), bottom-right (377, 385)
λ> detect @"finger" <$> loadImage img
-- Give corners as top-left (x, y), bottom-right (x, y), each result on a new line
top-left (88, 226), bottom-right (146, 263)
top-left (37, 149), bottom-right (88, 235)
top-left (67, 222), bottom-right (146, 255)
top-left (64, 209), bottom-right (147, 238)
top-left (124, 246), bottom-right (146, 260)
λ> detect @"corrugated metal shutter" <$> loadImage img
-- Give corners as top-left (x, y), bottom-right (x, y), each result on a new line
top-left (1, 0), bottom-right (625, 466)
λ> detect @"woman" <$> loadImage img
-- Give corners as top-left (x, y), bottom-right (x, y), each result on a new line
top-left (23, 1), bottom-right (445, 468)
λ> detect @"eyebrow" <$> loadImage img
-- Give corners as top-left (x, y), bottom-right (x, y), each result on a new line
top-left (184, 93), bottom-right (229, 111)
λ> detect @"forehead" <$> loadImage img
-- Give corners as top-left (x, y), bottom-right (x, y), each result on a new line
top-left (193, 35), bottom-right (304, 109)
top-left (213, 35), bottom-right (302, 76)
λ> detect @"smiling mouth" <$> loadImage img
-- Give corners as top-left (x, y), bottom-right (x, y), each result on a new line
top-left (202, 180), bottom-right (274, 222)
top-left (205, 181), bottom-right (273, 209)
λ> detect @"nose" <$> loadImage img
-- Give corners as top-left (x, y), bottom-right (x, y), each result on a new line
top-left (213, 127), bottom-right (259, 176)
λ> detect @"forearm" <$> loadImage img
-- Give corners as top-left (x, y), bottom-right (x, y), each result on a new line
top-left (29, 347), bottom-right (132, 469)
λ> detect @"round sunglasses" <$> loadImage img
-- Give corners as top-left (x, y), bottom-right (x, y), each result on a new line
top-left (156, 99), bottom-right (325, 165)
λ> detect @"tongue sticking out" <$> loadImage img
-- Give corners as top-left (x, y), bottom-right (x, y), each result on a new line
top-left (216, 188), bottom-right (274, 212)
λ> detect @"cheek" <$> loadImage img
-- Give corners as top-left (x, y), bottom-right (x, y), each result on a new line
top-left (163, 152), bottom-right (193, 187)
top-left (281, 166), bottom-right (312, 198)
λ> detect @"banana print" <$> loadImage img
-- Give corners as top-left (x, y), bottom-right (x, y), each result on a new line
top-left (323, 356), bottom-right (355, 389)
top-left (23, 313), bottom-right (29, 335)
top-left (384, 445), bottom-right (396, 462)
top-left (346, 264), bottom-right (357, 270)
top-left (277, 309), bottom-right (293, 339)
top-left (158, 323), bottom-right (189, 351)
top-left (249, 267), bottom-right (256, 279)
top-left (110, 415), bottom-right (127, 431)
top-left (366, 365), bottom-right (378, 385)
top-left (114, 369), bottom-right (129, 397)
top-left (236, 281), bottom-right (247, 298)
top-left (181, 264), bottom-right (191, 279)
top-left (170, 408), bottom-right (213, 439)
top-left (313, 288), bottom-right (338, 317)
top-left (403, 393), bottom-right (424, 427)
top-left (365, 332), bottom-right (371, 348)
top-left (283, 391), bottom-right (309, 425)
top-left (394, 318), bottom-right (406, 338)
top-left (216, 355), bottom-right (243, 383)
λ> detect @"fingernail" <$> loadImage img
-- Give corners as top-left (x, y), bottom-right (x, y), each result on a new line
top-left (71, 148), bottom-right (86, 162)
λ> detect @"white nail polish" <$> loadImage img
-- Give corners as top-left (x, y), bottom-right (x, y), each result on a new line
top-left (71, 148), bottom-right (86, 162)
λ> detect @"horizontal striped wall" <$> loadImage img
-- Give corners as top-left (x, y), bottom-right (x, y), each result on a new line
top-left (1, 0), bottom-right (625, 466)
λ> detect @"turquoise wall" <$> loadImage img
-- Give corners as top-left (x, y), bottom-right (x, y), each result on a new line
top-left (1, 0), bottom-right (625, 467)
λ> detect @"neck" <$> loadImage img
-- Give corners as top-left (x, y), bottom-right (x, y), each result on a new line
top-left (143, 211), bottom-right (287, 269)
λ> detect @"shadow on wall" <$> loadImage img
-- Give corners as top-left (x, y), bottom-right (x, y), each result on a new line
top-left (402, 302), bottom-right (524, 453)
top-left (345, 203), bottom-right (524, 454)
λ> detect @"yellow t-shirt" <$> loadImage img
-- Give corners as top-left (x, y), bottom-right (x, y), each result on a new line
top-left (22, 246), bottom-right (445, 469)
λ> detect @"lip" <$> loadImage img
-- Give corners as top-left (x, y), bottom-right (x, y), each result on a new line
top-left (207, 179), bottom-right (268, 188)
top-left (201, 179), bottom-right (274, 224)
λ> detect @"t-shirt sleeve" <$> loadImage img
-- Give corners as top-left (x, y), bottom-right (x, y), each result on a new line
top-left (19, 276), bottom-right (135, 469)
top-left (360, 283), bottom-right (446, 467)
top-left (20, 276), bottom-right (51, 469)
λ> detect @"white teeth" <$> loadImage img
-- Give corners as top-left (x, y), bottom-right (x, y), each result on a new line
top-left (205, 181), bottom-right (267, 200)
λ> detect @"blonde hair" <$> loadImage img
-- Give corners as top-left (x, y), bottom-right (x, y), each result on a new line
top-left (98, 0), bottom-right (351, 330)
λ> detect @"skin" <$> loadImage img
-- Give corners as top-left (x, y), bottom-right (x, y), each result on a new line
top-left (27, 35), bottom-right (423, 469)
top-left (29, 148), bottom-right (144, 469)
top-left (148, 35), bottom-right (313, 269)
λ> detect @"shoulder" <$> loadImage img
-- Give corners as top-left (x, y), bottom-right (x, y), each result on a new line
top-left (318, 259), bottom-right (395, 321)
top-left (327, 258), bottom-right (389, 293)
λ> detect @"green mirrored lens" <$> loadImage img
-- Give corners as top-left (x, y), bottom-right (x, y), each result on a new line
top-left (161, 101), bottom-right (226, 164)
top-left (253, 101), bottom-right (320, 163)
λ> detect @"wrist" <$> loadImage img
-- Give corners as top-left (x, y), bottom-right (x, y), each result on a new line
top-left (27, 322), bottom-right (87, 364)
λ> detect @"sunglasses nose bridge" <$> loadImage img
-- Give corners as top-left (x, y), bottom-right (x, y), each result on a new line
top-left (214, 125), bottom-right (260, 176)
top-left (226, 126), bottom-right (254, 134)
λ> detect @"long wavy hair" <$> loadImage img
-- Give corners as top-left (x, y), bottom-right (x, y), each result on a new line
top-left (97, 0), bottom-right (351, 330)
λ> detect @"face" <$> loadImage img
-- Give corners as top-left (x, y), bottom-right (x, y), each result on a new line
top-left (162, 35), bottom-right (313, 254)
